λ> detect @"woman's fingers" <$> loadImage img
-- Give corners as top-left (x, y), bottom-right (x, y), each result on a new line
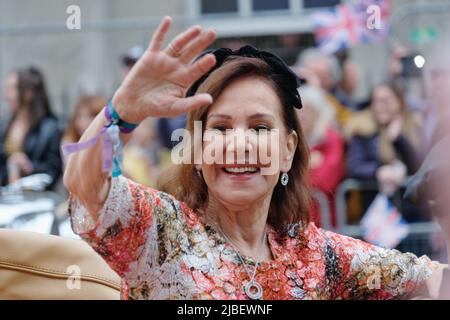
top-left (148, 16), bottom-right (172, 52)
top-left (164, 25), bottom-right (202, 58)
top-left (179, 29), bottom-right (217, 64)
top-left (150, 17), bottom-right (215, 62)
top-left (185, 53), bottom-right (216, 84)
top-left (170, 94), bottom-right (213, 115)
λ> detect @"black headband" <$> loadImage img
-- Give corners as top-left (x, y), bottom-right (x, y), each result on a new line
top-left (186, 45), bottom-right (303, 109)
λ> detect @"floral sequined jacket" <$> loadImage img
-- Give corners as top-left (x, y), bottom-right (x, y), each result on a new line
top-left (69, 176), bottom-right (438, 300)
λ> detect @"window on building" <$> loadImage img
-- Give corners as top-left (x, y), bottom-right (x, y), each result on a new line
top-left (196, 0), bottom-right (342, 17)
top-left (303, 0), bottom-right (340, 9)
top-left (201, 0), bottom-right (239, 14)
top-left (252, 0), bottom-right (289, 11)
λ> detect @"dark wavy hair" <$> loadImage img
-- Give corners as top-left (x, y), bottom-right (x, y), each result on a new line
top-left (6, 66), bottom-right (54, 134)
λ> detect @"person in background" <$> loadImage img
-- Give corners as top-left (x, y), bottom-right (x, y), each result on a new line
top-left (62, 95), bottom-right (108, 145)
top-left (388, 45), bottom-right (427, 115)
top-left (55, 95), bottom-right (107, 226)
top-left (121, 46), bottom-right (145, 80)
top-left (335, 49), bottom-right (361, 110)
top-left (295, 48), bottom-right (355, 128)
top-left (346, 82), bottom-right (426, 222)
top-left (0, 67), bottom-right (62, 188)
top-left (297, 85), bottom-right (344, 228)
top-left (123, 117), bottom-right (171, 187)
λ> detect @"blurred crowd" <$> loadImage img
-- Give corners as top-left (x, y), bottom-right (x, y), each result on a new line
top-left (1, 42), bottom-right (449, 257)
top-left (295, 46), bottom-right (450, 226)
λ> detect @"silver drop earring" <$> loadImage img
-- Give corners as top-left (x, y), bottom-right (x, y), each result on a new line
top-left (281, 172), bottom-right (289, 186)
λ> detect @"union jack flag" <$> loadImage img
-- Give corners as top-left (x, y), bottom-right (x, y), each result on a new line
top-left (361, 193), bottom-right (409, 249)
top-left (312, 0), bottom-right (391, 54)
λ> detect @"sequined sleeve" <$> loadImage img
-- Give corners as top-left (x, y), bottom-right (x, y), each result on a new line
top-left (322, 229), bottom-right (439, 299)
top-left (68, 176), bottom-right (178, 282)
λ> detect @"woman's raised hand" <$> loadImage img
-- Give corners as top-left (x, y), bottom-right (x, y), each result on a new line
top-left (112, 16), bottom-right (217, 123)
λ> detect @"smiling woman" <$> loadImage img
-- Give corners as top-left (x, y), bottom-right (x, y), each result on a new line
top-left (158, 56), bottom-right (311, 234)
top-left (63, 17), bottom-right (449, 300)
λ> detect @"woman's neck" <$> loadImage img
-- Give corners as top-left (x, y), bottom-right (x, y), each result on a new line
top-left (205, 196), bottom-right (273, 261)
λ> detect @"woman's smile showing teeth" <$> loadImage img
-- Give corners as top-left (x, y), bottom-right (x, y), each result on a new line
top-left (223, 166), bottom-right (259, 174)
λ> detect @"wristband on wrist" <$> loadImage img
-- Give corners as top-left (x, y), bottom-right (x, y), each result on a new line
top-left (61, 101), bottom-right (137, 178)
top-left (104, 101), bottom-right (139, 134)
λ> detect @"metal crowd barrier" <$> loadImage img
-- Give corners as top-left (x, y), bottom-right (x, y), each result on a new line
top-left (334, 178), bottom-right (443, 257)
top-left (312, 189), bottom-right (332, 231)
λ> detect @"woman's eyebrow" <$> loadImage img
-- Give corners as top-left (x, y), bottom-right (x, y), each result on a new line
top-left (206, 113), bottom-right (275, 121)
top-left (206, 114), bottom-right (232, 121)
top-left (248, 113), bottom-right (275, 121)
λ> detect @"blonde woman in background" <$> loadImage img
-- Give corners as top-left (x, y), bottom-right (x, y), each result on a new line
top-left (122, 117), bottom-right (172, 187)
top-left (346, 82), bottom-right (422, 196)
top-left (345, 82), bottom-right (431, 253)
